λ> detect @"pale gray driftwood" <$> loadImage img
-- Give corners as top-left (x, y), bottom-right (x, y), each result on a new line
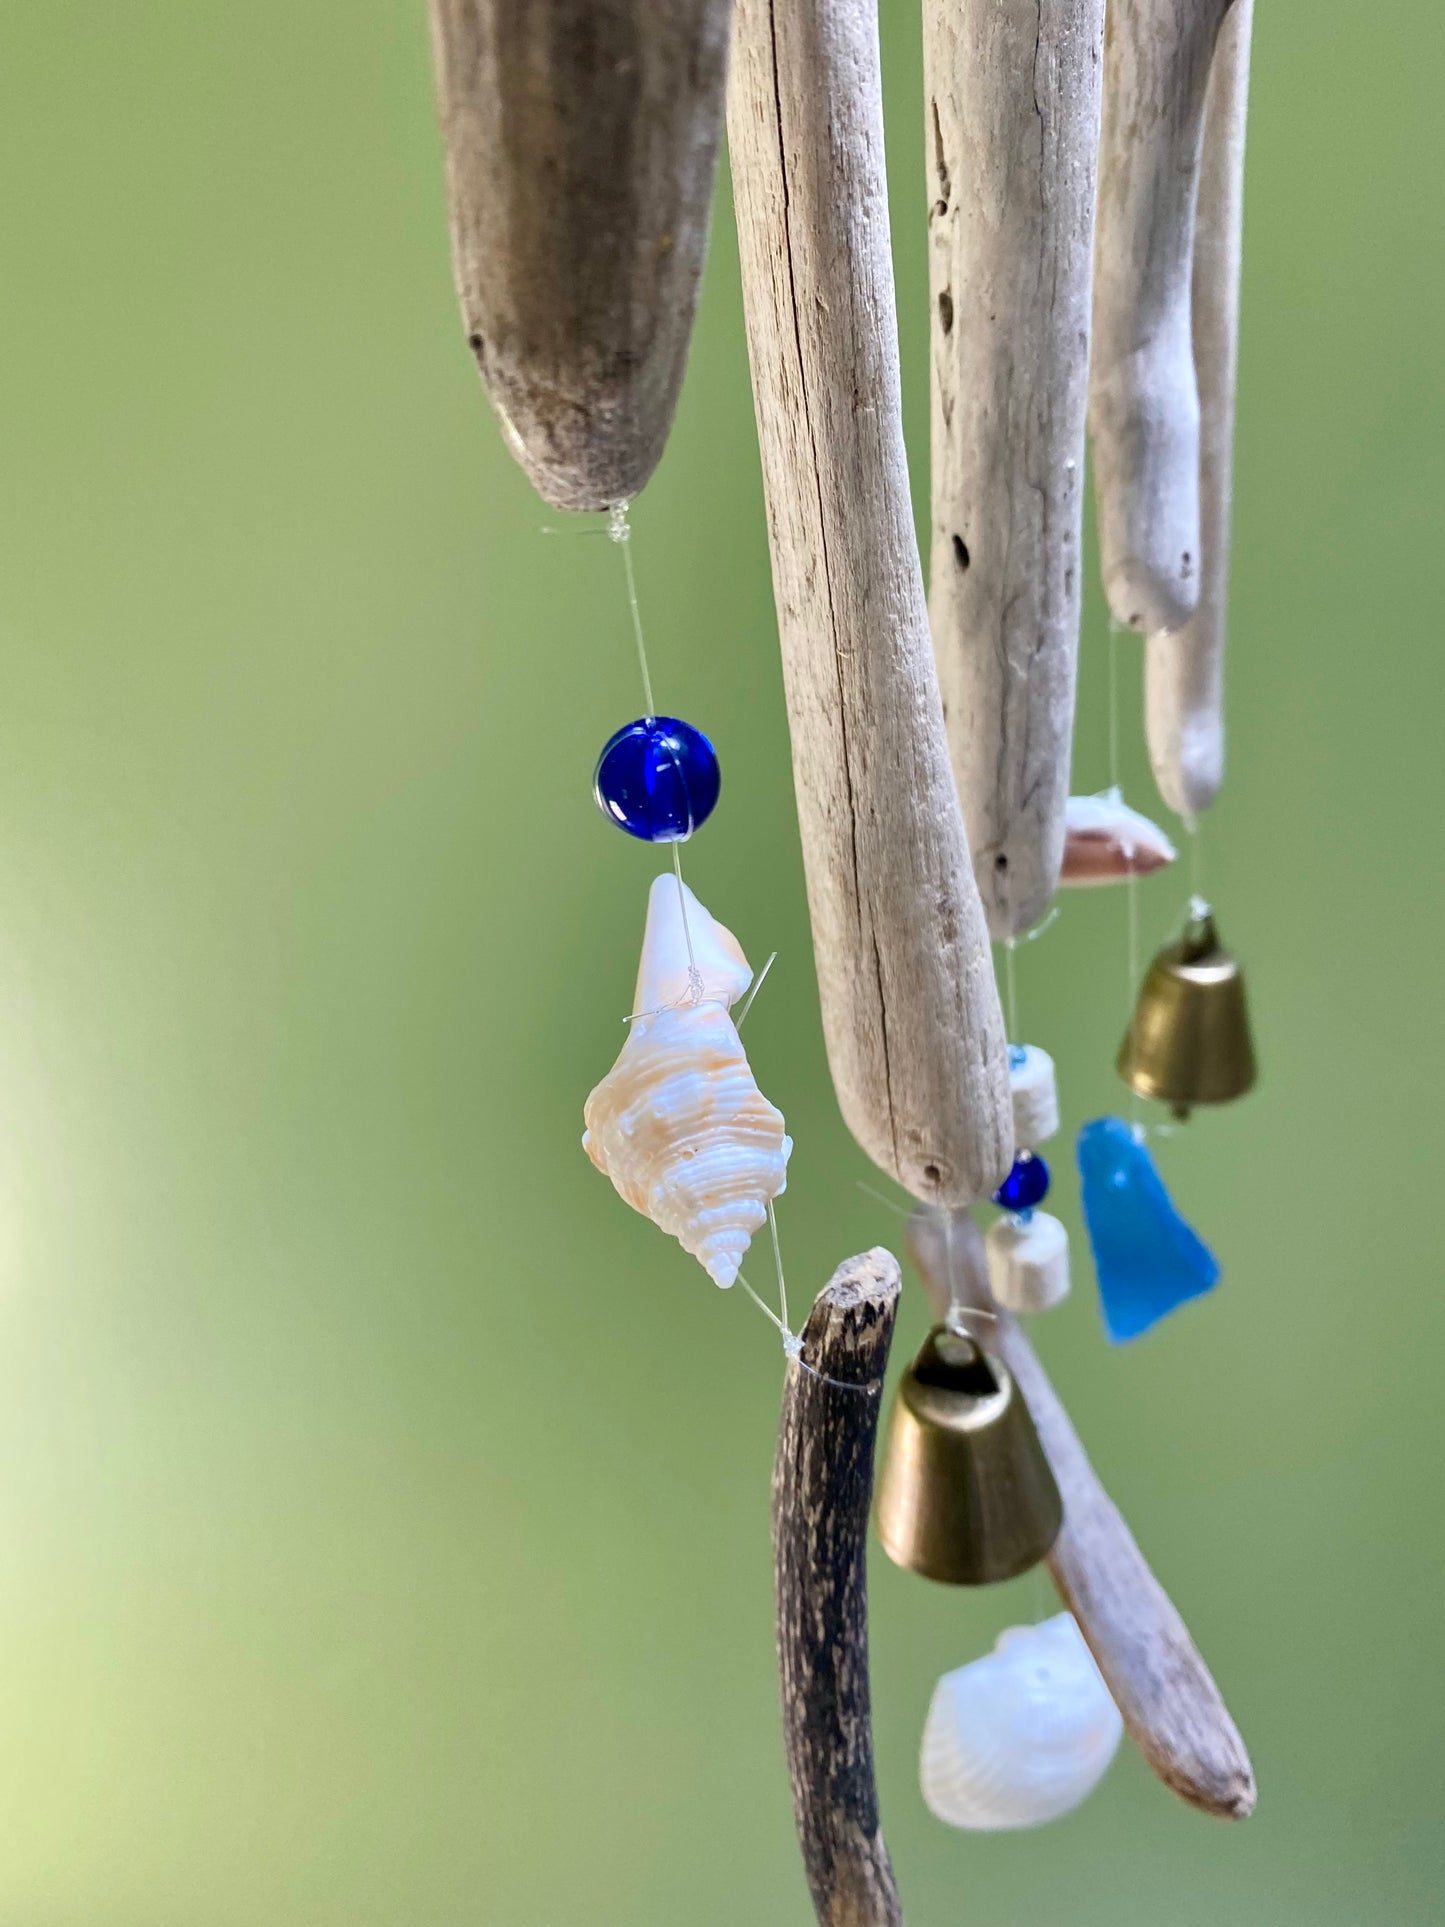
top-left (1089, 0), bottom-right (1234, 633)
top-left (1146, 0), bottom-right (1254, 821)
top-left (907, 1205), bottom-right (1256, 1819)
top-left (926, 0), bottom-right (1106, 938)
top-left (727, 0), bottom-right (1012, 1207)
top-left (774, 1251), bottom-right (903, 1927)
top-left (428, 0), bottom-right (731, 511)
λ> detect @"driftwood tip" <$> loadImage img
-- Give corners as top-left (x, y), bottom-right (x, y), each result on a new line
top-left (1165, 1751), bottom-right (1257, 1822)
top-left (816, 1247), bottom-right (903, 1315)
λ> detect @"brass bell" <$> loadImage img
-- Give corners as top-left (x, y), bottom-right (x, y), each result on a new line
top-left (874, 1327), bottom-right (1062, 1586)
top-left (1117, 902), bottom-right (1257, 1119)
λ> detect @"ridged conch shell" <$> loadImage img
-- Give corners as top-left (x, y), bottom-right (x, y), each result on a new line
top-left (920, 1613), bottom-right (1123, 1830)
top-left (583, 874), bottom-right (791, 1288)
top-left (1060, 789), bottom-right (1177, 886)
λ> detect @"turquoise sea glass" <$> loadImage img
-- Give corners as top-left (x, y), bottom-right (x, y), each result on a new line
top-left (1076, 1117), bottom-right (1220, 1343)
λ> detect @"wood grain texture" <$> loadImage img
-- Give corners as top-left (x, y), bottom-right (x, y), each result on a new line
top-left (727, 0), bottom-right (1012, 1206)
top-left (907, 1205), bottom-right (1257, 1819)
top-left (1146, 0), bottom-right (1254, 821)
top-left (926, 0), bottom-right (1105, 937)
top-left (774, 1250), bottom-right (903, 1927)
top-left (428, 0), bottom-right (731, 511)
top-left (1089, 0), bottom-right (1234, 632)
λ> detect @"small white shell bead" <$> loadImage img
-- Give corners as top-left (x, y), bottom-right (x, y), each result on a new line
top-left (583, 875), bottom-right (791, 1288)
top-left (920, 1613), bottom-right (1123, 1831)
top-left (986, 1211), bottom-right (1070, 1313)
top-left (1008, 1045), bottom-right (1058, 1148)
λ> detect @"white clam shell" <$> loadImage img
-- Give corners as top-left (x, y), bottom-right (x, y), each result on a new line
top-left (583, 876), bottom-right (791, 1288)
top-left (920, 1613), bottom-right (1123, 1831)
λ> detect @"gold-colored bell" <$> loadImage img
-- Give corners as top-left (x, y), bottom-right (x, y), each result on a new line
top-left (874, 1327), bottom-right (1062, 1586)
top-left (1117, 902), bottom-right (1257, 1119)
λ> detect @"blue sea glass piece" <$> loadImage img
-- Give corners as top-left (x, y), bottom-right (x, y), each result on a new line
top-left (1077, 1117), bottom-right (1220, 1343)
top-left (992, 1150), bottom-right (1050, 1213)
top-left (593, 716), bottom-right (721, 842)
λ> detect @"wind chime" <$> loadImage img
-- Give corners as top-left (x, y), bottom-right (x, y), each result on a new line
top-left (860, 0), bottom-right (1261, 1837)
top-left (429, 0), bottom-right (1259, 1907)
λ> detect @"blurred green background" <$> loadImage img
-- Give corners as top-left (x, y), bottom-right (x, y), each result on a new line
top-left (0, 4), bottom-right (1437, 1922)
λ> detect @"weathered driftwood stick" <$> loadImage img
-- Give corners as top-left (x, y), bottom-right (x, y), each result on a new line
top-left (728, 0), bottom-right (1012, 1207)
top-left (774, 1250), bottom-right (904, 1927)
top-left (926, 0), bottom-right (1106, 938)
top-left (428, 0), bottom-right (731, 511)
top-left (1089, 0), bottom-right (1234, 633)
top-left (1145, 0), bottom-right (1254, 821)
top-left (907, 1206), bottom-right (1256, 1820)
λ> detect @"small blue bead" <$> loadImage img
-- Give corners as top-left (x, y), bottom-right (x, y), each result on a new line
top-left (593, 716), bottom-right (721, 843)
top-left (992, 1150), bottom-right (1050, 1213)
top-left (1008, 1044), bottom-right (1028, 1072)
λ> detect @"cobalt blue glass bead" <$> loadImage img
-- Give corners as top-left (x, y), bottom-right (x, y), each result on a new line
top-left (593, 716), bottom-right (721, 843)
top-left (992, 1149), bottom-right (1050, 1213)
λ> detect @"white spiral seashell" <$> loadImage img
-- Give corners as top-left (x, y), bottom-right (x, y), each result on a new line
top-left (920, 1613), bottom-right (1123, 1831)
top-left (583, 875), bottom-right (791, 1287)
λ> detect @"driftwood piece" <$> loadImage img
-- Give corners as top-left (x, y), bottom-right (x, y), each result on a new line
top-left (1089, 0), bottom-right (1234, 633)
top-left (428, 0), bottom-right (731, 511)
top-left (907, 1206), bottom-right (1256, 1820)
top-left (925, 0), bottom-right (1106, 938)
top-left (1145, 0), bottom-right (1254, 821)
top-left (774, 1250), bottom-right (903, 1927)
top-left (727, 0), bottom-right (1012, 1207)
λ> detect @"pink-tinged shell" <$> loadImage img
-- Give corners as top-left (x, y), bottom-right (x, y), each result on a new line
top-left (583, 875), bottom-right (790, 1288)
top-left (1060, 791), bottom-right (1178, 887)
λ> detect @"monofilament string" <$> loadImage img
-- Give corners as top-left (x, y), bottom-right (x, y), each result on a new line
top-left (854, 1183), bottom-right (984, 1342)
top-left (734, 951), bottom-right (777, 1029)
top-left (609, 501), bottom-right (657, 721)
top-left (943, 1206), bottom-right (969, 1335)
top-left (608, 499), bottom-right (702, 1000)
top-left (768, 1197), bottom-right (789, 1337)
top-left (608, 501), bottom-right (796, 1360)
top-left (736, 1271), bottom-right (878, 1393)
top-left (1107, 618), bottom-right (1121, 795)
top-left (1107, 620), bottom-right (1143, 1126)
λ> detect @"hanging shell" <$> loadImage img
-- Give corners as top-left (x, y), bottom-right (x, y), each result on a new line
top-left (1059, 789), bottom-right (1177, 887)
top-left (583, 874), bottom-right (791, 1287)
top-left (920, 1613), bottom-right (1123, 1830)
